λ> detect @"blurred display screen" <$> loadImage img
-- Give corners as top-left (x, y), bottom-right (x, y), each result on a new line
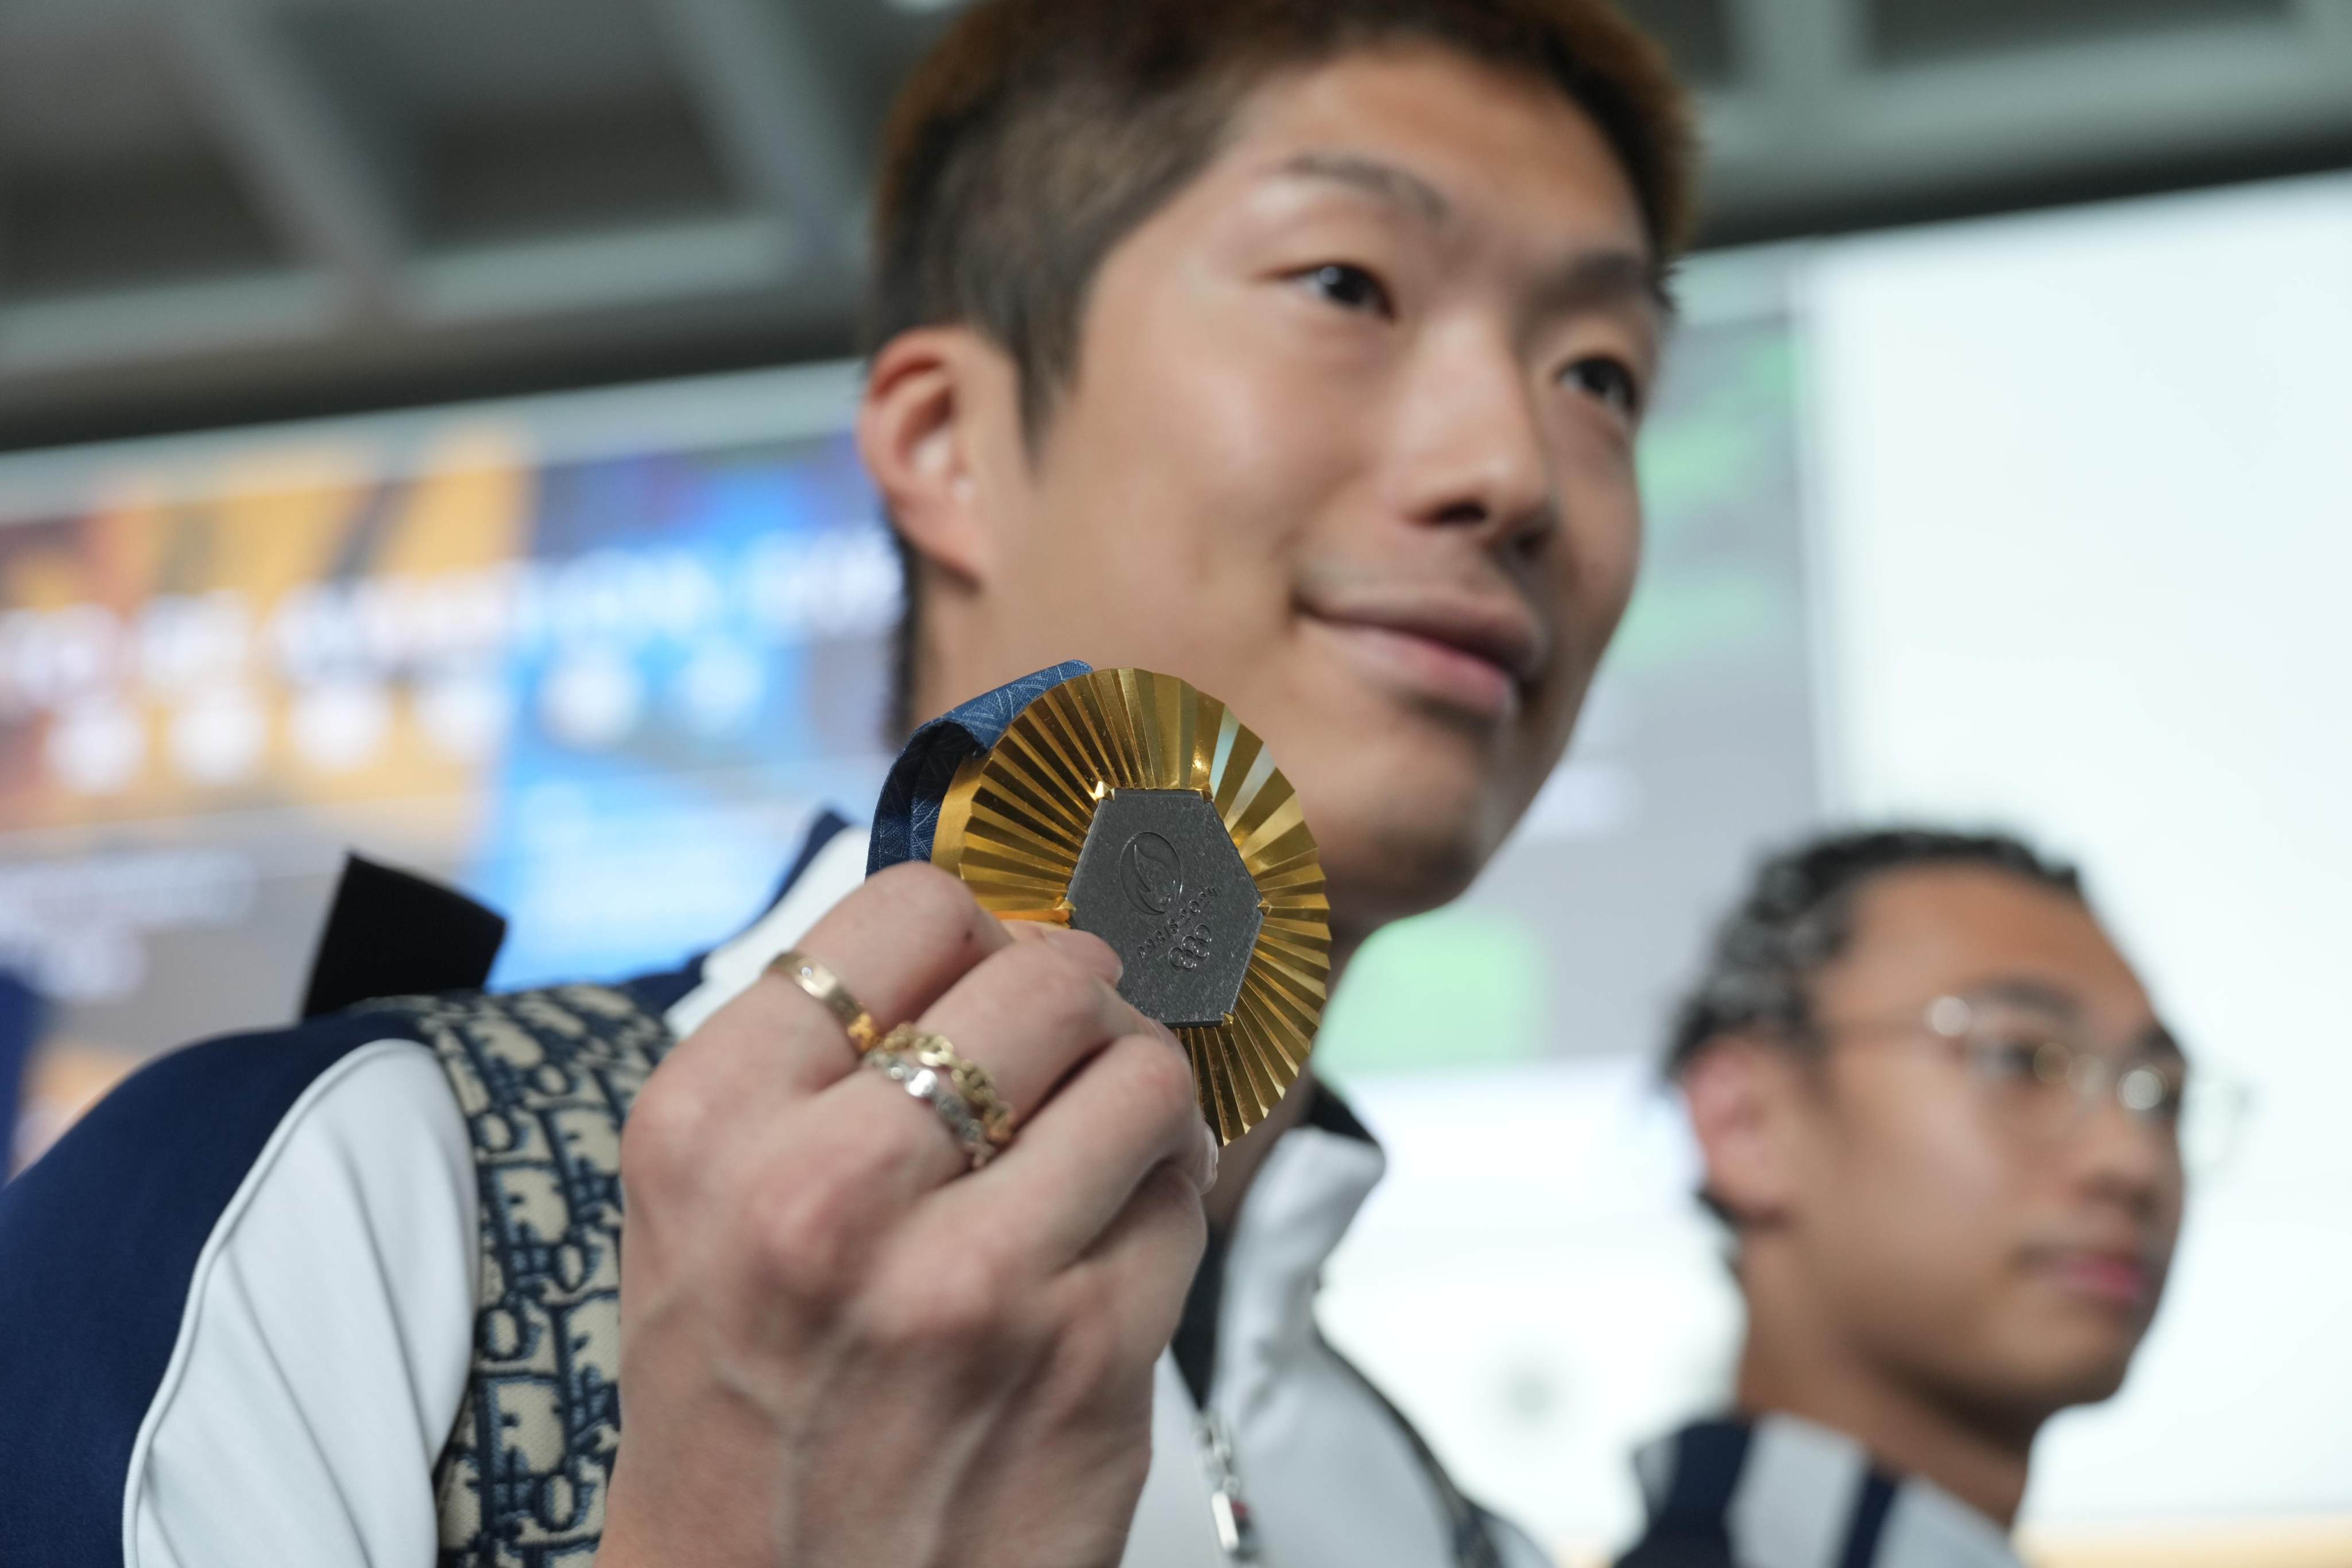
top-left (0, 365), bottom-right (898, 1063)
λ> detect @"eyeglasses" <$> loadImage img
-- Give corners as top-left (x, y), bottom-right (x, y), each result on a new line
top-left (1815, 994), bottom-right (2252, 1173)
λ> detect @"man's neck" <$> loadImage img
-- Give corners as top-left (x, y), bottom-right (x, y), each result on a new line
top-left (1735, 1320), bottom-right (2038, 1530)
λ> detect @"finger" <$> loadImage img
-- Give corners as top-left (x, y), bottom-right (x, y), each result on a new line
top-left (1000, 920), bottom-right (1117, 966)
top-left (927, 1029), bottom-right (1213, 1271)
top-left (1061, 1159), bottom-right (1211, 1365)
top-left (825, 933), bottom-right (1158, 1191)
top-left (918, 935), bottom-right (1161, 1114)
top-left (760, 946), bottom-right (1124, 1215)
top-left (679, 861), bottom-right (1013, 1097)
top-left (732, 926), bottom-right (1134, 1220)
top-left (682, 942), bottom-right (1112, 1276)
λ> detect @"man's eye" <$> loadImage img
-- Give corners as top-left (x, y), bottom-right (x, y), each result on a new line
top-left (2121, 1064), bottom-right (2185, 1120)
top-left (1975, 1034), bottom-right (2071, 1086)
top-left (1980, 1043), bottom-right (2041, 1082)
top-left (1300, 262), bottom-right (1394, 318)
top-left (1562, 357), bottom-right (1642, 419)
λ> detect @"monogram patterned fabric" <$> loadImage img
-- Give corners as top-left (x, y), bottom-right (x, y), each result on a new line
top-left (366, 982), bottom-right (679, 1567)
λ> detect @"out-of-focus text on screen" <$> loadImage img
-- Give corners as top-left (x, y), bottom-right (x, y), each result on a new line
top-left (0, 364), bottom-right (895, 1068)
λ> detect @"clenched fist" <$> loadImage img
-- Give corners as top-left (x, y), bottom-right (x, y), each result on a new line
top-left (596, 861), bottom-right (1216, 1568)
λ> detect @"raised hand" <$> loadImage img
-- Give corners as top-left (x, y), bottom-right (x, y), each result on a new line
top-left (597, 861), bottom-right (1215, 1568)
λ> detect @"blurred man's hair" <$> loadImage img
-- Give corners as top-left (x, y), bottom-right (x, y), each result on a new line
top-left (864, 0), bottom-right (1699, 737)
top-left (1668, 827), bottom-right (2087, 1081)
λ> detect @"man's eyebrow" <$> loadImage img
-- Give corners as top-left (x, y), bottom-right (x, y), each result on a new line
top-left (1534, 247), bottom-right (1676, 323)
top-left (1271, 149), bottom-right (1674, 318)
top-left (1963, 978), bottom-right (2086, 1017)
top-left (1962, 978), bottom-right (2185, 1062)
top-left (1272, 151), bottom-right (1450, 227)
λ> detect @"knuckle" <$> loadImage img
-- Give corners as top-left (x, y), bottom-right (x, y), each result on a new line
top-left (1139, 1159), bottom-right (1212, 1247)
top-left (1112, 1035), bottom-right (1199, 1128)
top-left (866, 860), bottom-right (978, 934)
top-left (1008, 943), bottom-right (1104, 1024)
top-left (1134, 1161), bottom-right (1212, 1286)
top-left (742, 1169), bottom-right (868, 1307)
top-left (618, 1073), bottom-right (705, 1190)
top-left (1127, 1158), bottom-right (1210, 1256)
top-left (861, 1243), bottom-right (1026, 1357)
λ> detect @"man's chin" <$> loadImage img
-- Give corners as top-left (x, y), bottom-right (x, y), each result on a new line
top-left (2030, 1353), bottom-right (2135, 1414)
top-left (1262, 693), bottom-right (1542, 937)
top-left (1310, 796), bottom-right (1499, 939)
top-left (1997, 1323), bottom-right (2144, 1413)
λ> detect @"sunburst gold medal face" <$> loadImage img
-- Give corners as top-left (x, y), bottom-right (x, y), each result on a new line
top-left (929, 668), bottom-right (1330, 1144)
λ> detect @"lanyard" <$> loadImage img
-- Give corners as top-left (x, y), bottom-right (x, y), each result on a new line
top-left (1190, 1379), bottom-right (1504, 1568)
top-left (1194, 1410), bottom-right (1264, 1563)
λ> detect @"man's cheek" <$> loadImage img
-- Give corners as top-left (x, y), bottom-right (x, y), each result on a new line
top-left (1586, 531), bottom-right (1643, 638)
top-left (1547, 539), bottom-right (1633, 665)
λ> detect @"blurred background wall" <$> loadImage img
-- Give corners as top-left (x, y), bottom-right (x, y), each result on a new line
top-left (3, 2), bottom-right (2349, 1563)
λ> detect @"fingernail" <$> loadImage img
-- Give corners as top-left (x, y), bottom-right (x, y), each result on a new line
top-left (1040, 925), bottom-right (1123, 981)
top-left (1196, 1122), bottom-right (1222, 1194)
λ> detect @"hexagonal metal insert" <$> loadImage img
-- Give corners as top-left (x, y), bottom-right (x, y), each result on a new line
top-left (1066, 788), bottom-right (1264, 1029)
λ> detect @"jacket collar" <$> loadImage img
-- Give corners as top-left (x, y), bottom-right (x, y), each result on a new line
top-left (1210, 1085), bottom-right (1385, 1411)
top-left (1633, 1413), bottom-right (2020, 1568)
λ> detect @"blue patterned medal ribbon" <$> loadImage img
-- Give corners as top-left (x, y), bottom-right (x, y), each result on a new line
top-left (865, 661), bottom-right (1093, 876)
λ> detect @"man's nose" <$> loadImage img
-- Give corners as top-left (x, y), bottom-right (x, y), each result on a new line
top-left (1391, 330), bottom-right (1554, 552)
top-left (2071, 1084), bottom-right (2178, 1212)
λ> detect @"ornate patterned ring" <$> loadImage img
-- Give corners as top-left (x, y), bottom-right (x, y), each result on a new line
top-left (862, 1023), bottom-right (1018, 1172)
top-left (768, 948), bottom-right (880, 1054)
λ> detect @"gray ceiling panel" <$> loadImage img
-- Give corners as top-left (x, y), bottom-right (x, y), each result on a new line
top-left (1622, 0), bottom-right (1740, 86)
top-left (420, 87), bottom-right (735, 243)
top-left (0, 20), bottom-right (196, 168)
top-left (1868, 0), bottom-right (2297, 64)
top-left (278, 0), bottom-right (682, 117)
top-left (1, 156), bottom-right (280, 292)
top-left (0, 0), bottom-right (2346, 448)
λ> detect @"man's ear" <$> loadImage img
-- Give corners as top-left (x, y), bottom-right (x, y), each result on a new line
top-left (857, 326), bottom-right (1020, 590)
top-left (1680, 1036), bottom-right (1808, 1230)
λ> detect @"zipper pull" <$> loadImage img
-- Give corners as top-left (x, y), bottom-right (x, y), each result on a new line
top-left (1194, 1409), bottom-right (1263, 1563)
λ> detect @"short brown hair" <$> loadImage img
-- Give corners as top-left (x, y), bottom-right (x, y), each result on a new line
top-left (867, 0), bottom-right (1699, 734)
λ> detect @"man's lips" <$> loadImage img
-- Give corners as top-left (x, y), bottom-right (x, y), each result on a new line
top-left (1302, 593), bottom-right (1548, 719)
top-left (2023, 1246), bottom-right (2161, 1310)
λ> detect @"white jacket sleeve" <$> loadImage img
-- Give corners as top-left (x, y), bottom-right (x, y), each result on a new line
top-left (123, 1040), bottom-right (478, 1568)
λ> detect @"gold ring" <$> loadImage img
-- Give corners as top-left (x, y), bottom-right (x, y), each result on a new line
top-left (768, 949), bottom-right (880, 1054)
top-left (863, 1023), bottom-right (1016, 1171)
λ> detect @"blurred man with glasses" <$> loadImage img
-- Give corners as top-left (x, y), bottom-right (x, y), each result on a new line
top-left (1620, 830), bottom-right (2242, 1568)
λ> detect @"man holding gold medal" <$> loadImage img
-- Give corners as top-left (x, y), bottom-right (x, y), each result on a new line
top-left (0, 2), bottom-right (1695, 1565)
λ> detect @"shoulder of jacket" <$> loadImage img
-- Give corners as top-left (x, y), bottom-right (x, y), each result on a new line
top-left (0, 1017), bottom-right (471, 1566)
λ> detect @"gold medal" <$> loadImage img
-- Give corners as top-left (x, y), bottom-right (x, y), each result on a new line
top-left (927, 668), bottom-right (1328, 1144)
